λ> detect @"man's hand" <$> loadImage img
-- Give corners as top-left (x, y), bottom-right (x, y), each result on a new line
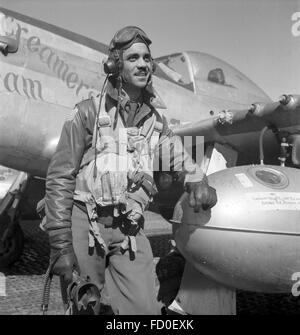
top-left (185, 179), bottom-right (217, 212)
top-left (49, 230), bottom-right (79, 283)
top-left (50, 248), bottom-right (79, 283)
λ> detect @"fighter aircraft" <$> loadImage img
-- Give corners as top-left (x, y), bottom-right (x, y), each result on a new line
top-left (0, 7), bottom-right (299, 314)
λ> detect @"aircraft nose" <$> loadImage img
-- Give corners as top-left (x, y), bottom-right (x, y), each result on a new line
top-left (0, 12), bottom-right (19, 54)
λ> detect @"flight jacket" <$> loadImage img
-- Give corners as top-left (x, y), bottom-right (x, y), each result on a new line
top-left (44, 85), bottom-right (204, 234)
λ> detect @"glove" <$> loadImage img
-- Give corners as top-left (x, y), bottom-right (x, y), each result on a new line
top-left (49, 229), bottom-right (79, 283)
top-left (185, 178), bottom-right (217, 212)
top-left (126, 210), bottom-right (143, 236)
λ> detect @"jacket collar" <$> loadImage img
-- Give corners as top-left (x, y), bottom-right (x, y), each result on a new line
top-left (105, 80), bottom-right (155, 126)
top-left (105, 78), bottom-right (166, 126)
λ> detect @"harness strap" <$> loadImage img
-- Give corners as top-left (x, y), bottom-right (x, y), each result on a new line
top-left (91, 95), bottom-right (114, 142)
top-left (120, 235), bottom-right (137, 255)
top-left (140, 113), bottom-right (156, 140)
top-left (91, 95), bottom-right (100, 149)
top-left (80, 95), bottom-right (164, 170)
top-left (86, 202), bottom-right (107, 253)
top-left (129, 171), bottom-right (157, 197)
top-left (85, 202), bottom-right (139, 258)
top-left (154, 120), bottom-right (163, 133)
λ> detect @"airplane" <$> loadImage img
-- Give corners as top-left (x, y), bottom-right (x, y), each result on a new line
top-left (0, 7), bottom-right (299, 314)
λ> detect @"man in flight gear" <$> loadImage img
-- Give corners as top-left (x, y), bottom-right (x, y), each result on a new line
top-left (43, 26), bottom-right (217, 315)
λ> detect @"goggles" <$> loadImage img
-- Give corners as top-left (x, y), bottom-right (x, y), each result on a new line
top-left (109, 26), bottom-right (152, 51)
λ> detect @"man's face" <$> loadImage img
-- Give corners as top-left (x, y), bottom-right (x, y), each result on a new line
top-left (121, 42), bottom-right (152, 89)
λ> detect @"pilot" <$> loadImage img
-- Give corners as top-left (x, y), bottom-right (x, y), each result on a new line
top-left (43, 26), bottom-right (217, 315)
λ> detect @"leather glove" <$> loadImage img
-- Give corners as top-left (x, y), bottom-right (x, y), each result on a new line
top-left (185, 177), bottom-right (217, 212)
top-left (126, 211), bottom-right (143, 236)
top-left (49, 229), bottom-right (79, 284)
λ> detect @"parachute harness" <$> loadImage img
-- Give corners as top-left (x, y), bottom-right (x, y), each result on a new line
top-left (82, 76), bottom-right (160, 259)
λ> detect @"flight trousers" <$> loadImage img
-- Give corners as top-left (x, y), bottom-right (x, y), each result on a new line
top-left (60, 204), bottom-right (162, 315)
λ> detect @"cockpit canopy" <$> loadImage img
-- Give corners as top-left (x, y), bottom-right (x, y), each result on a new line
top-left (154, 51), bottom-right (271, 105)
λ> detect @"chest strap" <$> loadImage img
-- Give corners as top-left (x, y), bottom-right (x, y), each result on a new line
top-left (80, 95), bottom-right (163, 169)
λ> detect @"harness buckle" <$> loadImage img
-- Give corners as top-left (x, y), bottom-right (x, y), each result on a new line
top-left (98, 115), bottom-right (111, 128)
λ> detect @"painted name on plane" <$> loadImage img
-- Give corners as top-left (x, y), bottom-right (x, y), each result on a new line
top-left (0, 71), bottom-right (44, 100)
top-left (0, 12), bottom-right (99, 100)
top-left (25, 34), bottom-right (99, 98)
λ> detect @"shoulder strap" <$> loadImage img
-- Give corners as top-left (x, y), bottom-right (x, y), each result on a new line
top-left (91, 95), bottom-right (112, 147)
top-left (140, 113), bottom-right (156, 139)
top-left (80, 95), bottom-right (109, 169)
top-left (91, 96), bottom-right (99, 149)
top-left (139, 109), bottom-right (164, 140)
top-left (154, 120), bottom-right (163, 134)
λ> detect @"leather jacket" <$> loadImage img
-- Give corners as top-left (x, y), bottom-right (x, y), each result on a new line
top-left (44, 89), bottom-right (204, 233)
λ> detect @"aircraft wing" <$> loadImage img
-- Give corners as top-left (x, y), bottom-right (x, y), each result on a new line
top-left (172, 95), bottom-right (300, 137)
top-left (171, 95), bottom-right (300, 165)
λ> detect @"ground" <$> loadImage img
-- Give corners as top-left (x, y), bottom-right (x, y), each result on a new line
top-left (0, 211), bottom-right (299, 315)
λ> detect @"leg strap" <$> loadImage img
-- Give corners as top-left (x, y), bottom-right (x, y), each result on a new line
top-left (86, 203), bottom-right (108, 253)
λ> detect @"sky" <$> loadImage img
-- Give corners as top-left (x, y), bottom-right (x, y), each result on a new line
top-left (1, 0), bottom-right (300, 100)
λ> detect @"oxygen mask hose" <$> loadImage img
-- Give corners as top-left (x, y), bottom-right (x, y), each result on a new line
top-left (41, 253), bottom-right (60, 315)
top-left (93, 74), bottom-right (109, 180)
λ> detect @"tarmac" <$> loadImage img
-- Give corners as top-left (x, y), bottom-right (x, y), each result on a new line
top-left (0, 211), bottom-right (299, 315)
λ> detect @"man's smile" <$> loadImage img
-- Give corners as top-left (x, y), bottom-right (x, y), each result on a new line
top-left (135, 70), bottom-right (148, 77)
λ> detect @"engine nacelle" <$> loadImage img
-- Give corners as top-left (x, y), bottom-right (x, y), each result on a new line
top-left (175, 165), bottom-right (300, 293)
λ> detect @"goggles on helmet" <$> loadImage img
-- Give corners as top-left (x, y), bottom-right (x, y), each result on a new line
top-left (109, 26), bottom-right (152, 52)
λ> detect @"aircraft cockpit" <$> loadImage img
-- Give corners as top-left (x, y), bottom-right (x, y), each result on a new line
top-left (155, 51), bottom-right (271, 105)
top-left (154, 53), bottom-right (195, 92)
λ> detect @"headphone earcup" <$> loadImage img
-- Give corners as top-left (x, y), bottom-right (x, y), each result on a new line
top-left (103, 57), bottom-right (118, 75)
top-left (103, 49), bottom-right (121, 75)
